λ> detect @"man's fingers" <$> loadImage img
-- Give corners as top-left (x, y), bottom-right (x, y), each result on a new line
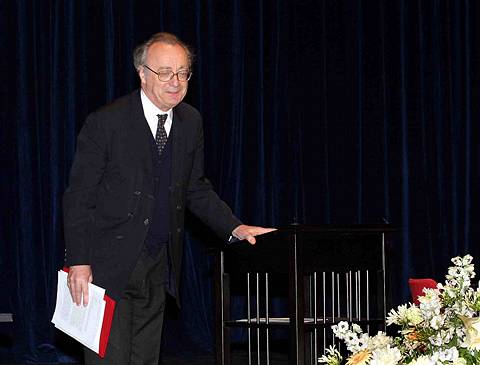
top-left (82, 283), bottom-right (89, 307)
top-left (247, 235), bottom-right (256, 245)
top-left (69, 280), bottom-right (78, 305)
top-left (251, 227), bottom-right (276, 236)
top-left (70, 279), bottom-right (89, 306)
top-left (232, 225), bottom-right (276, 241)
top-left (74, 282), bottom-right (83, 305)
top-left (67, 265), bottom-right (93, 306)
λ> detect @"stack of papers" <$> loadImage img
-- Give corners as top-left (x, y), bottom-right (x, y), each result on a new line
top-left (51, 270), bottom-right (108, 354)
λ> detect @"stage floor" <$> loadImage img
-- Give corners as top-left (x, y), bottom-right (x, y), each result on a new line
top-left (2, 351), bottom-right (290, 365)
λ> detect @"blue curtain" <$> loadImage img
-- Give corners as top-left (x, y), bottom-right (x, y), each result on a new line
top-left (1, 0), bottom-right (479, 363)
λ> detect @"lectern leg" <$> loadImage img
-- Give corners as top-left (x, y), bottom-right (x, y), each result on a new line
top-left (224, 273), bottom-right (231, 365)
top-left (215, 251), bottom-right (231, 365)
top-left (289, 239), bottom-right (305, 365)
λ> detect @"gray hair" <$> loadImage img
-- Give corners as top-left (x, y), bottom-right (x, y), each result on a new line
top-left (133, 32), bottom-right (194, 71)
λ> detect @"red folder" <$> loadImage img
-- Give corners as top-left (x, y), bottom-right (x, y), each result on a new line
top-left (62, 267), bottom-right (116, 358)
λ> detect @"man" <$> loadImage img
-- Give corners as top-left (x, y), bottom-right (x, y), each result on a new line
top-left (63, 32), bottom-right (274, 365)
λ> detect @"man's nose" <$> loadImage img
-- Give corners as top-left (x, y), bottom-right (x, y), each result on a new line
top-left (170, 75), bottom-right (180, 86)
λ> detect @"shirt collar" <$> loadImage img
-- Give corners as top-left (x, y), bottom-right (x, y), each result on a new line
top-left (140, 89), bottom-right (172, 119)
top-left (140, 89), bottom-right (173, 137)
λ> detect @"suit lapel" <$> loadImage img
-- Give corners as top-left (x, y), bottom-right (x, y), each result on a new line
top-left (127, 91), bottom-right (155, 194)
top-left (170, 107), bottom-right (185, 187)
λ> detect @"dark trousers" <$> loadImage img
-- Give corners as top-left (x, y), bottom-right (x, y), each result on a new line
top-left (84, 245), bottom-right (167, 365)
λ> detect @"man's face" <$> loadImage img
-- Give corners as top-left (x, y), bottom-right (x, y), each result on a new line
top-left (139, 42), bottom-right (190, 111)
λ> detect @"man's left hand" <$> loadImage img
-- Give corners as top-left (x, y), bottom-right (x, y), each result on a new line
top-left (232, 225), bottom-right (276, 245)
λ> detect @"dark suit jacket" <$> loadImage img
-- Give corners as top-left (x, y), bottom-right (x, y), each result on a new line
top-left (63, 90), bottom-right (241, 301)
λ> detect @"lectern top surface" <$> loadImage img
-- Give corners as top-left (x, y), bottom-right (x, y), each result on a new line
top-left (274, 224), bottom-right (397, 233)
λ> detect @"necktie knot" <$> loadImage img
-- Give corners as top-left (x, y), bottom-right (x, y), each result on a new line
top-left (157, 114), bottom-right (167, 126)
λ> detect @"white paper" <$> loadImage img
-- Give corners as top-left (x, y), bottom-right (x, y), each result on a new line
top-left (52, 270), bottom-right (107, 353)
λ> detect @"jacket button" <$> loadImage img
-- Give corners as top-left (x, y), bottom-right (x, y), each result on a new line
top-left (134, 190), bottom-right (141, 196)
top-left (144, 219), bottom-right (150, 226)
top-left (177, 228), bottom-right (182, 233)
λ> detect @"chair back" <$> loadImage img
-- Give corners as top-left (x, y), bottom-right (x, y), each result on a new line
top-left (408, 278), bottom-right (438, 305)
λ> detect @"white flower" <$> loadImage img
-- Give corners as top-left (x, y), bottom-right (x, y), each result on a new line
top-left (345, 333), bottom-right (358, 343)
top-left (430, 314), bottom-right (444, 330)
top-left (356, 334), bottom-right (369, 351)
top-left (387, 304), bottom-right (420, 326)
top-left (332, 321), bottom-right (350, 338)
top-left (452, 357), bottom-right (467, 365)
top-left (409, 355), bottom-right (435, 365)
top-left (437, 347), bottom-right (459, 362)
top-left (332, 321), bottom-right (349, 338)
top-left (338, 322), bottom-right (349, 331)
top-left (323, 255), bottom-right (480, 365)
top-left (448, 267), bottom-right (462, 277)
top-left (429, 329), bottom-right (453, 347)
top-left (351, 323), bottom-right (362, 333)
top-left (344, 333), bottom-right (361, 353)
top-left (456, 326), bottom-right (466, 339)
top-left (318, 346), bottom-right (343, 365)
top-left (386, 308), bottom-right (400, 326)
top-left (370, 346), bottom-right (401, 365)
top-left (460, 316), bottom-right (480, 350)
top-left (406, 305), bottom-right (423, 326)
top-left (367, 331), bottom-right (392, 351)
top-left (451, 255), bottom-right (473, 268)
top-left (451, 256), bottom-right (463, 266)
top-left (418, 289), bottom-right (442, 318)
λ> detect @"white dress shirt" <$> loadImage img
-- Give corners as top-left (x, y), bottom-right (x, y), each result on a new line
top-left (140, 89), bottom-right (173, 138)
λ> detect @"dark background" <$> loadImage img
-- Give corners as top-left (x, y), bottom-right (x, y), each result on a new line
top-left (1, 0), bottom-right (479, 363)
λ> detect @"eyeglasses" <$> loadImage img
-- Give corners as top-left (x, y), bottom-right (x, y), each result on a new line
top-left (143, 65), bottom-right (192, 82)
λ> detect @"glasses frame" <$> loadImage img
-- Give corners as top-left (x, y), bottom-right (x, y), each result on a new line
top-left (143, 65), bottom-right (192, 82)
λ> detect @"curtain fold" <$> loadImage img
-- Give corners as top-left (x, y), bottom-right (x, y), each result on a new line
top-left (2, 0), bottom-right (479, 362)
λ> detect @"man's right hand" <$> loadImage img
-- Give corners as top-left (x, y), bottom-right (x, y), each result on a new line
top-left (67, 265), bottom-right (93, 306)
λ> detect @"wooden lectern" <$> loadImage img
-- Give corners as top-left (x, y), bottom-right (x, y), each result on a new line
top-left (214, 224), bottom-right (395, 365)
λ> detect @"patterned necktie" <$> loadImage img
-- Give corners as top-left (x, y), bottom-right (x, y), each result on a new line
top-left (155, 114), bottom-right (168, 156)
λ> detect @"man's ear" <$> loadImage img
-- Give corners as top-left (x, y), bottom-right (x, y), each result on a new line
top-left (138, 67), bottom-right (146, 85)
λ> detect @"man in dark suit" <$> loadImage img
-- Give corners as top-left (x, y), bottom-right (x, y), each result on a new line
top-left (63, 32), bottom-right (274, 365)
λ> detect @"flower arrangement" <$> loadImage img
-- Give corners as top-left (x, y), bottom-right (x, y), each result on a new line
top-left (319, 255), bottom-right (480, 365)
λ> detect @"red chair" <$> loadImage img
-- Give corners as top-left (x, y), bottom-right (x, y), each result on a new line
top-left (408, 278), bottom-right (438, 305)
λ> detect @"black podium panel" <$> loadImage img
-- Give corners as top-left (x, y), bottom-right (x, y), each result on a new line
top-left (215, 225), bottom-right (395, 365)
top-left (224, 229), bottom-right (387, 274)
